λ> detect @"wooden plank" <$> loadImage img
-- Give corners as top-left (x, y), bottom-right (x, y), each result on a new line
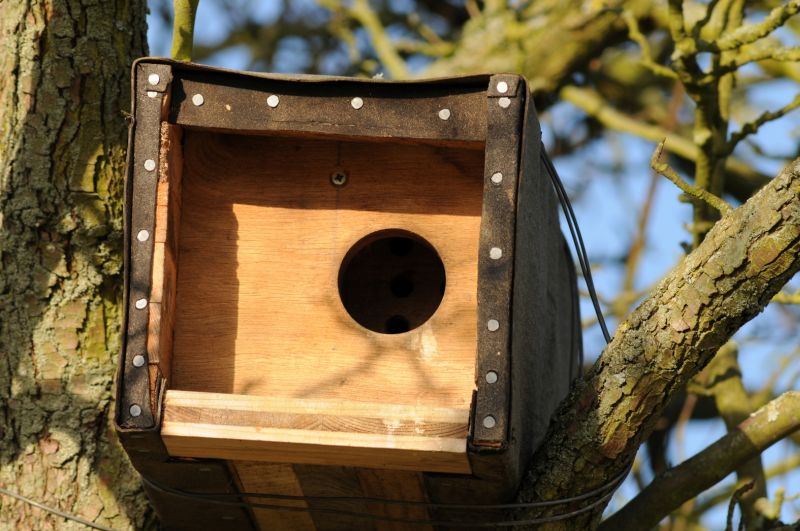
top-left (357, 469), bottom-right (432, 531)
top-left (147, 123), bottom-right (182, 386)
top-left (233, 461), bottom-right (316, 531)
top-left (170, 133), bottom-right (483, 413)
top-left (162, 390), bottom-right (471, 473)
top-left (293, 465), bottom-right (375, 531)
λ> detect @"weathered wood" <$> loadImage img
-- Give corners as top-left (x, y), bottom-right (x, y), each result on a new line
top-left (162, 390), bottom-right (470, 473)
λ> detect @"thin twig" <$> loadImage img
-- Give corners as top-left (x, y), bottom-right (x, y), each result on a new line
top-left (716, 1), bottom-right (800, 51)
top-left (651, 140), bottom-right (733, 215)
top-left (623, 11), bottom-right (678, 79)
top-left (728, 93), bottom-right (800, 152)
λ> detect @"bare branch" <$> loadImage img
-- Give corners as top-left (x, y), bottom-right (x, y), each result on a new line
top-left (559, 85), bottom-right (770, 203)
top-left (171, 0), bottom-right (201, 61)
top-left (716, 0), bottom-right (800, 51)
top-left (728, 93), bottom-right (800, 152)
top-left (601, 391), bottom-right (800, 530)
top-left (651, 140), bottom-right (733, 215)
top-left (348, 0), bottom-right (410, 79)
top-left (622, 10), bottom-right (678, 79)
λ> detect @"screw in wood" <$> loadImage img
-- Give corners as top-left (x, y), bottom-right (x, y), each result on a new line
top-left (330, 170), bottom-right (348, 187)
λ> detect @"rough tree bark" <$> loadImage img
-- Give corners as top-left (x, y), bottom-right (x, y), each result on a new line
top-left (517, 159), bottom-right (800, 529)
top-left (0, 1), bottom-right (150, 529)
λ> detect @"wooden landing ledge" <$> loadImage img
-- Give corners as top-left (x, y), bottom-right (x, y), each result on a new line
top-left (162, 390), bottom-right (472, 474)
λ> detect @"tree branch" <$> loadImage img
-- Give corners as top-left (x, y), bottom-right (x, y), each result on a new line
top-left (560, 86), bottom-right (770, 203)
top-left (716, 0), bottom-right (800, 51)
top-left (516, 159), bottom-right (800, 529)
top-left (600, 391), bottom-right (800, 530)
top-left (171, 0), bottom-right (200, 62)
top-left (651, 140), bottom-right (733, 215)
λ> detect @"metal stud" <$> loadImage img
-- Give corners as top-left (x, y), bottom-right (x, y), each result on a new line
top-left (483, 415), bottom-right (496, 429)
top-left (485, 371), bottom-right (498, 384)
top-left (351, 97), bottom-right (364, 110)
top-left (129, 404), bottom-right (142, 417)
top-left (144, 159), bottom-right (156, 172)
top-left (488, 319), bottom-right (499, 332)
top-left (192, 93), bottom-right (205, 106)
top-left (148, 73), bottom-right (160, 86)
top-left (132, 355), bottom-right (145, 368)
top-left (489, 247), bottom-right (502, 260)
top-left (438, 108), bottom-right (451, 120)
top-left (135, 298), bottom-right (147, 310)
top-left (136, 229), bottom-right (149, 242)
top-left (499, 97), bottom-right (511, 109)
top-left (146, 91), bottom-right (158, 98)
top-left (267, 95), bottom-right (280, 108)
top-left (491, 172), bottom-right (503, 184)
top-left (496, 81), bottom-right (509, 94)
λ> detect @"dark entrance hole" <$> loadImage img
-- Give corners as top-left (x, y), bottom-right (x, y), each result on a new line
top-left (338, 230), bottom-right (446, 334)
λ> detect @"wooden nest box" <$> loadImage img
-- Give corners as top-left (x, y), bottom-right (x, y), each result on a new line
top-left (116, 59), bottom-right (581, 530)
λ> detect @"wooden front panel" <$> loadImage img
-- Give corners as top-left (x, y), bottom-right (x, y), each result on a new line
top-left (170, 132), bottom-right (483, 412)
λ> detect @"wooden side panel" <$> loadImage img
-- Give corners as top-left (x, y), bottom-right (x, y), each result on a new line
top-left (162, 391), bottom-right (470, 473)
top-left (234, 462), bottom-right (316, 531)
top-left (170, 133), bottom-right (483, 412)
top-left (147, 123), bottom-right (183, 391)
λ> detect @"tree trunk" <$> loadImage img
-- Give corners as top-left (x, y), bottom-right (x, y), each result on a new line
top-left (0, 1), bottom-right (149, 529)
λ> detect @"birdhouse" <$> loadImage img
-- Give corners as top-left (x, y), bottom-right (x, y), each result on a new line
top-left (116, 58), bottom-right (581, 530)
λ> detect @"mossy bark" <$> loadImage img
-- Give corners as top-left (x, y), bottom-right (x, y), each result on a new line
top-left (516, 160), bottom-right (800, 529)
top-left (0, 1), bottom-right (150, 528)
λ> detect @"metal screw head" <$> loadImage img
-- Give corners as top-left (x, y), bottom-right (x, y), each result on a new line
top-left (491, 172), bottom-right (503, 184)
top-left (135, 298), bottom-right (147, 310)
top-left (438, 108), bottom-right (451, 120)
top-left (486, 371), bottom-right (498, 384)
top-left (129, 404), bottom-right (142, 417)
top-left (489, 247), bottom-right (502, 260)
top-left (146, 91), bottom-right (158, 99)
top-left (267, 95), bottom-right (280, 108)
top-left (330, 170), bottom-right (348, 187)
top-left (488, 319), bottom-right (499, 332)
top-left (496, 81), bottom-right (509, 94)
top-left (132, 355), bottom-right (145, 367)
top-left (192, 93), bottom-right (205, 106)
top-left (136, 229), bottom-right (149, 242)
top-left (483, 415), bottom-right (496, 429)
top-left (499, 97), bottom-right (511, 109)
top-left (351, 97), bottom-right (364, 110)
top-left (148, 73), bottom-right (160, 86)
top-left (144, 159), bottom-right (156, 172)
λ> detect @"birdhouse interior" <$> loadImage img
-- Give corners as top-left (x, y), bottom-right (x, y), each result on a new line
top-left (149, 123), bottom-right (486, 473)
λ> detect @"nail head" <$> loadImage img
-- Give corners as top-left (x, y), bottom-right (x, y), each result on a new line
top-left (488, 319), bottom-right (500, 332)
top-left (148, 73), bottom-right (160, 86)
top-left (499, 97), bottom-right (511, 108)
top-left (438, 108), bottom-right (451, 120)
top-left (351, 97), bottom-right (364, 110)
top-left (497, 81), bottom-right (509, 94)
top-left (192, 93), bottom-right (204, 106)
top-left (490, 247), bottom-right (502, 260)
top-left (132, 355), bottom-right (145, 367)
top-left (146, 91), bottom-right (157, 98)
top-left (137, 229), bottom-right (149, 242)
top-left (135, 298), bottom-right (147, 310)
top-left (483, 415), bottom-right (496, 429)
top-left (129, 404), bottom-right (142, 417)
top-left (267, 95), bottom-right (280, 108)
top-left (144, 159), bottom-right (156, 172)
top-left (485, 371), bottom-right (498, 384)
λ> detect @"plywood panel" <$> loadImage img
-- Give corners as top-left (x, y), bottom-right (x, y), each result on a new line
top-left (162, 390), bottom-right (470, 473)
top-left (170, 133), bottom-right (483, 411)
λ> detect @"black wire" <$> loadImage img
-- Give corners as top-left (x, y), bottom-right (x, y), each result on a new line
top-left (142, 468), bottom-right (626, 527)
top-left (541, 146), bottom-right (612, 345)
